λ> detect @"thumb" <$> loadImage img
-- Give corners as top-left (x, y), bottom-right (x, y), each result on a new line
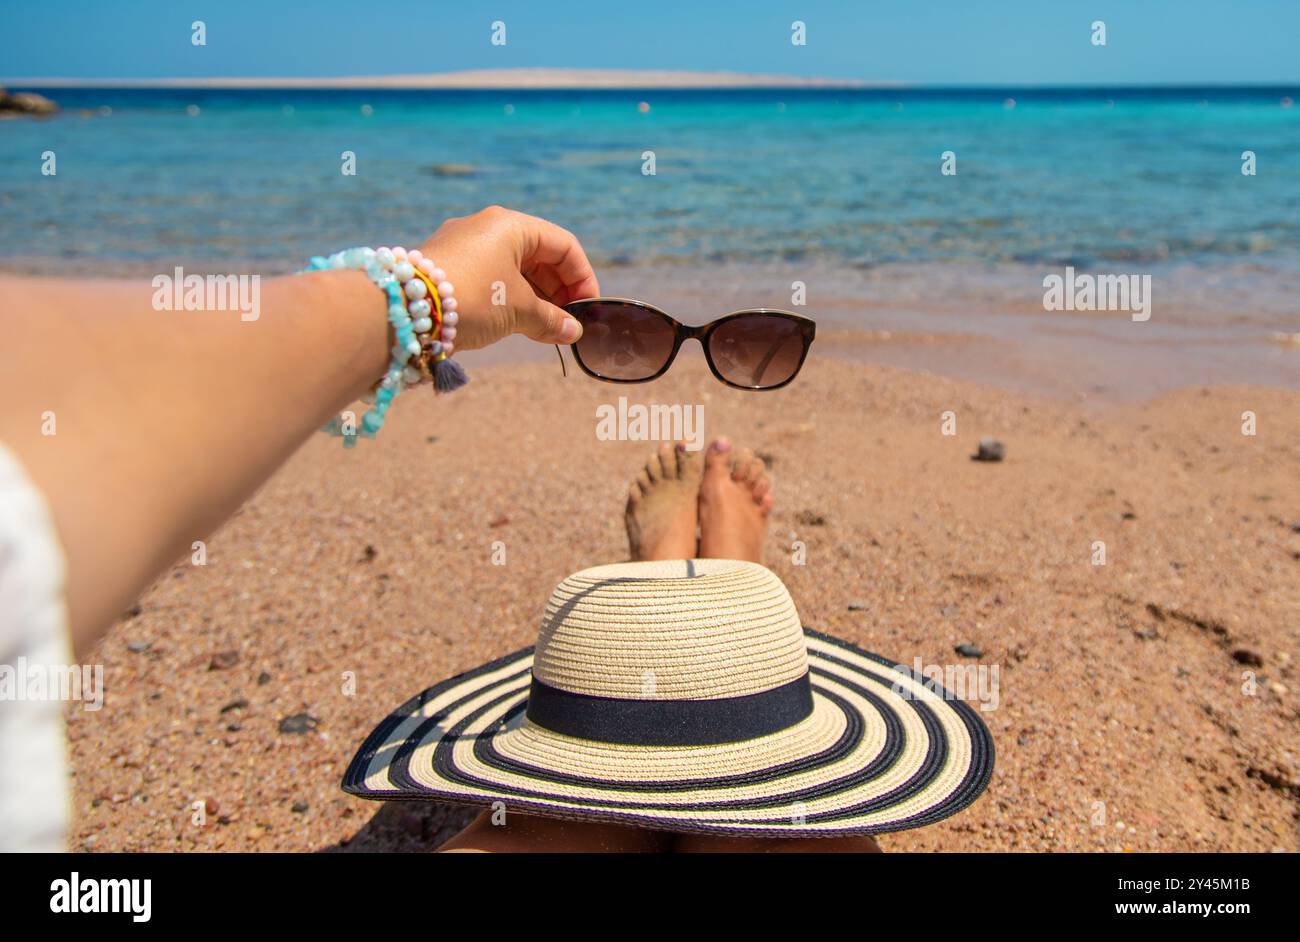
top-left (516, 294), bottom-right (583, 345)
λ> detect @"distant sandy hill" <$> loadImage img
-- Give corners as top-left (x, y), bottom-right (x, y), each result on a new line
top-left (6, 68), bottom-right (886, 90)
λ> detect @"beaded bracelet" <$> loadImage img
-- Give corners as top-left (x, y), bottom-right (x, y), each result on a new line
top-left (302, 246), bottom-right (467, 447)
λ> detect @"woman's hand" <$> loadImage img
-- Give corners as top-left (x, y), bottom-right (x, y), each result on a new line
top-left (417, 206), bottom-right (600, 351)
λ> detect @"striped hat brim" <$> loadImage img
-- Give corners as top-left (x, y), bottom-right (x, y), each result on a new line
top-left (343, 629), bottom-right (994, 838)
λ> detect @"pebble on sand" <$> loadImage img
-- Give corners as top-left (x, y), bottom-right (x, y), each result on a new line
top-left (971, 437), bottom-right (1005, 462)
top-left (278, 713), bottom-right (320, 735)
top-left (955, 643), bottom-right (984, 658)
top-left (208, 651), bottom-right (240, 670)
top-left (1232, 648), bottom-right (1264, 667)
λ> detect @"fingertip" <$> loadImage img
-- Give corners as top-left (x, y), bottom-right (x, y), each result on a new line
top-left (560, 316), bottom-right (582, 344)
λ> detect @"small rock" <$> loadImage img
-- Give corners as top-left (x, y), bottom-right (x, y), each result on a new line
top-left (846, 600), bottom-right (870, 612)
top-left (219, 698), bottom-right (249, 714)
top-left (489, 515), bottom-right (510, 528)
top-left (795, 510), bottom-right (827, 526)
top-left (278, 712), bottom-right (319, 735)
top-left (123, 603), bottom-right (143, 619)
top-left (209, 651), bottom-right (240, 671)
top-left (126, 641), bottom-right (151, 653)
top-left (257, 672), bottom-right (272, 686)
top-left (1232, 648), bottom-right (1264, 668)
top-left (1290, 521), bottom-right (1300, 533)
top-left (971, 437), bottom-right (1004, 462)
top-left (427, 163), bottom-right (477, 177)
top-left (955, 643), bottom-right (983, 658)
top-left (291, 801), bottom-right (309, 814)
top-left (361, 545), bottom-right (376, 562)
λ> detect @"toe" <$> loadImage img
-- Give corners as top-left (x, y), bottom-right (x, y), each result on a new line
top-left (702, 437), bottom-right (733, 484)
top-left (656, 442), bottom-right (677, 479)
top-left (627, 481), bottom-right (643, 507)
top-left (731, 448), bottom-right (756, 482)
top-left (751, 475), bottom-right (771, 501)
top-left (759, 493), bottom-right (775, 516)
top-left (636, 468), bottom-right (653, 493)
top-left (644, 452), bottom-right (663, 482)
top-left (675, 441), bottom-right (702, 481)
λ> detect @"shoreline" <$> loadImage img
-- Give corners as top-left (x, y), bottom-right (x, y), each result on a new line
top-left (6, 255), bottom-right (1293, 403)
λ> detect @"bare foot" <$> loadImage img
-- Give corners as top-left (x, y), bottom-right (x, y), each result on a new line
top-left (697, 438), bottom-right (773, 563)
top-left (625, 442), bottom-right (702, 561)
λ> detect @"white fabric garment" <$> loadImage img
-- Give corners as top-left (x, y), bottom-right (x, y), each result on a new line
top-left (0, 441), bottom-right (71, 851)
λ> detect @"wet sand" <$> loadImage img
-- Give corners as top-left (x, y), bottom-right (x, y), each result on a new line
top-left (65, 338), bottom-right (1300, 852)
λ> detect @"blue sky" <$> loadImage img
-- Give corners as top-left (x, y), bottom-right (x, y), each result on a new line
top-left (2, 0), bottom-right (1296, 85)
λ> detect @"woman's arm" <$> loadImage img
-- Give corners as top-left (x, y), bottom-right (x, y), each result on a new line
top-left (0, 207), bottom-right (598, 657)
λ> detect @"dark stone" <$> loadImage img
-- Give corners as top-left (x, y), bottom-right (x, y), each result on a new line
top-left (955, 643), bottom-right (983, 658)
top-left (257, 672), bottom-right (272, 685)
top-left (847, 601), bottom-right (870, 612)
top-left (795, 510), bottom-right (827, 526)
top-left (208, 651), bottom-right (239, 670)
top-left (971, 437), bottom-right (1004, 462)
top-left (126, 641), bottom-right (151, 653)
top-left (219, 698), bottom-right (249, 714)
top-left (362, 545), bottom-right (376, 562)
top-left (291, 801), bottom-right (309, 814)
top-left (1232, 648), bottom-right (1264, 668)
top-left (279, 713), bottom-right (319, 735)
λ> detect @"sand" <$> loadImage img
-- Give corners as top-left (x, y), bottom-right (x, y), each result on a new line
top-left (67, 348), bottom-right (1299, 852)
top-left (5, 69), bottom-right (878, 90)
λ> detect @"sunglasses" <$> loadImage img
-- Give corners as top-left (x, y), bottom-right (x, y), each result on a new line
top-left (561, 298), bottom-right (816, 390)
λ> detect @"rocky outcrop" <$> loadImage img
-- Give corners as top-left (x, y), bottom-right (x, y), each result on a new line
top-left (0, 86), bottom-right (59, 116)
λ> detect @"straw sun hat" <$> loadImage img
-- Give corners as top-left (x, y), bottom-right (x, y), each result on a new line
top-left (344, 559), bottom-right (993, 837)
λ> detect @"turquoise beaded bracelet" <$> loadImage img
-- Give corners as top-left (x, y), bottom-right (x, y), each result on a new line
top-left (302, 246), bottom-right (467, 447)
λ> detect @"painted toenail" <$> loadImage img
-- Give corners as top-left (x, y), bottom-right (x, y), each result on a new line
top-left (710, 438), bottom-right (732, 454)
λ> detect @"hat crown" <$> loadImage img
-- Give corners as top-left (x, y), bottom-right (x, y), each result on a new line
top-left (531, 559), bottom-right (808, 701)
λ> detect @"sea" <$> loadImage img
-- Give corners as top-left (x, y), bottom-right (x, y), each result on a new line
top-left (2, 86), bottom-right (1298, 397)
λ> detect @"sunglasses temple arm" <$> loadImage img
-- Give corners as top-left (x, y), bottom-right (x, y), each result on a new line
top-left (555, 344), bottom-right (569, 378)
top-left (752, 344), bottom-right (781, 386)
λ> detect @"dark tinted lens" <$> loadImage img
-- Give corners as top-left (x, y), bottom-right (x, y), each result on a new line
top-left (571, 302), bottom-right (676, 380)
top-left (707, 314), bottom-right (806, 388)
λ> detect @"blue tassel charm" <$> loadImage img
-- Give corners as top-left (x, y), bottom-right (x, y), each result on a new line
top-left (433, 357), bottom-right (469, 393)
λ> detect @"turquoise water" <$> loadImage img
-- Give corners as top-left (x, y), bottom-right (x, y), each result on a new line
top-left (2, 87), bottom-right (1298, 277)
